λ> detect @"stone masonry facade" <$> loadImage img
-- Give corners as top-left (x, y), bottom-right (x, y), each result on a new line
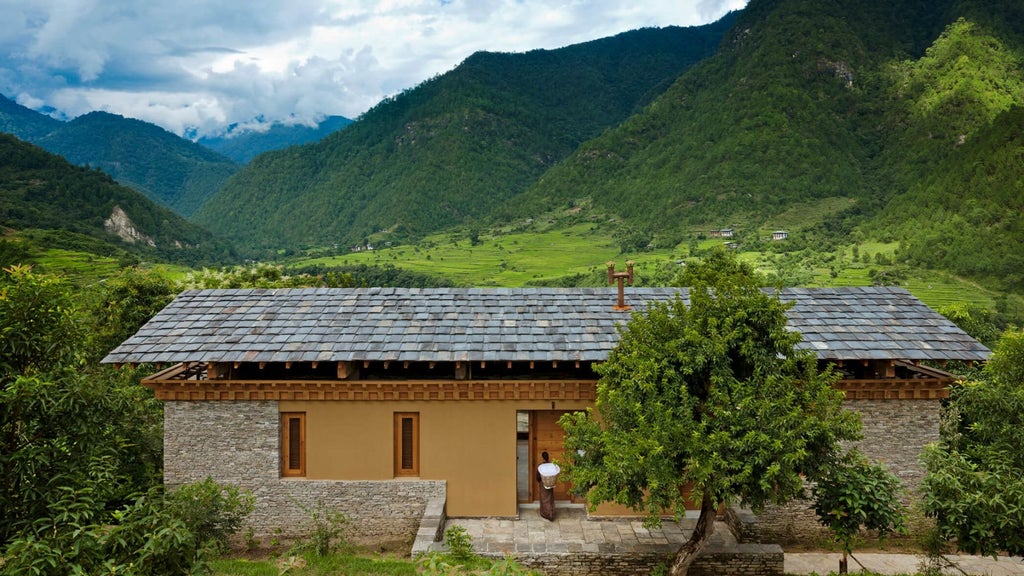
top-left (163, 401), bottom-right (445, 545)
top-left (756, 398), bottom-right (941, 544)
top-left (164, 396), bottom-right (940, 554)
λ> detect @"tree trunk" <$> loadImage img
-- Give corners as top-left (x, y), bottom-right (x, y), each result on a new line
top-left (668, 492), bottom-right (717, 576)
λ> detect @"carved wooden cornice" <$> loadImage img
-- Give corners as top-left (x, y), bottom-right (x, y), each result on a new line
top-left (143, 378), bottom-right (598, 402)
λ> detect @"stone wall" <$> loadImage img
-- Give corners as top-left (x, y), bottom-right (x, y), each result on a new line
top-left (163, 401), bottom-right (446, 544)
top-left (757, 398), bottom-right (941, 544)
top-left (505, 544), bottom-right (783, 576)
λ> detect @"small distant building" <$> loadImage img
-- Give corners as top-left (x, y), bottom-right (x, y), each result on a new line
top-left (724, 242), bottom-right (739, 250)
top-left (772, 230), bottom-right (789, 241)
top-left (709, 228), bottom-right (734, 239)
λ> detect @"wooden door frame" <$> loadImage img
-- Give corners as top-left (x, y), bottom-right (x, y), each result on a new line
top-left (528, 409), bottom-right (577, 502)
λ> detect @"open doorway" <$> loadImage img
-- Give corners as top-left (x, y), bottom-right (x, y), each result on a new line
top-left (516, 411), bottom-right (530, 502)
top-left (516, 410), bottom-right (578, 504)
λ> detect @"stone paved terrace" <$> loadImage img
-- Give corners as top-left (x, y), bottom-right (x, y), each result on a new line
top-left (446, 505), bottom-right (730, 555)
top-left (443, 506), bottom-right (1024, 576)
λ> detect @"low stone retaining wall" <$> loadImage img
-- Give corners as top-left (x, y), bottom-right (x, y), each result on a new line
top-left (249, 479), bottom-right (447, 545)
top-left (500, 543), bottom-right (783, 576)
top-left (411, 495), bottom-right (448, 556)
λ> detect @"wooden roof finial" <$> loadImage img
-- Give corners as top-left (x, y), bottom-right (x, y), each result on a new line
top-left (607, 260), bottom-right (634, 311)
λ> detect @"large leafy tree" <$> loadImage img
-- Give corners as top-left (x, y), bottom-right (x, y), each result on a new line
top-left (560, 252), bottom-right (861, 575)
top-left (0, 266), bottom-right (253, 574)
top-left (922, 329), bottom-right (1024, 556)
top-left (0, 265), bottom-right (151, 541)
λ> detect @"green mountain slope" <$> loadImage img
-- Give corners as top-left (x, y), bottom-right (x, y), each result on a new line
top-left (0, 134), bottom-right (235, 267)
top-left (198, 116), bottom-right (353, 164)
top-left (495, 0), bottom-right (1024, 295)
top-left (870, 1), bottom-right (1024, 290)
top-left (0, 95), bottom-right (62, 140)
top-left (33, 111), bottom-right (239, 216)
top-left (504, 0), bottom-right (959, 245)
top-left (193, 19), bottom-right (737, 253)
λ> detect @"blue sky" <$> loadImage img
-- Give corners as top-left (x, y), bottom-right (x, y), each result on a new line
top-left (0, 0), bottom-right (746, 138)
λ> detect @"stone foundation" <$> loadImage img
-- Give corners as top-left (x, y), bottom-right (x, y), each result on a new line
top-left (503, 543), bottom-right (782, 576)
top-left (163, 401), bottom-right (445, 544)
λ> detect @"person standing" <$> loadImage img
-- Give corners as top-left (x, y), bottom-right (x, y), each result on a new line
top-left (536, 451), bottom-right (556, 521)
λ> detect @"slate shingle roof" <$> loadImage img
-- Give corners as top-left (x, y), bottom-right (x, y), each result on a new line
top-left (101, 286), bottom-right (990, 365)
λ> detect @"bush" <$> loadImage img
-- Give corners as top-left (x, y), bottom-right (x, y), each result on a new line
top-left (444, 525), bottom-right (475, 562)
top-left (166, 477), bottom-right (256, 553)
top-left (291, 500), bottom-right (348, 557)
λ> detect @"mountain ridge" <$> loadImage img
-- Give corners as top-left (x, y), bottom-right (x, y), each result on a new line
top-left (192, 19), bottom-right (738, 252)
top-left (198, 116), bottom-right (353, 164)
top-left (0, 133), bottom-right (234, 267)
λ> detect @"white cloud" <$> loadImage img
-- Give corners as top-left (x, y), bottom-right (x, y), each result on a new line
top-left (0, 0), bottom-right (747, 138)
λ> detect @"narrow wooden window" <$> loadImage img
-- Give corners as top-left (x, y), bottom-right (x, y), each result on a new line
top-left (281, 412), bottom-right (306, 477)
top-left (394, 412), bottom-right (419, 477)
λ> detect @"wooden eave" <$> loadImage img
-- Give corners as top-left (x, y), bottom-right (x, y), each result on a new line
top-left (143, 360), bottom-right (957, 402)
top-left (142, 377), bottom-right (598, 402)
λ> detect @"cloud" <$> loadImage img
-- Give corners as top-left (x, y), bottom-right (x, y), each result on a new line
top-left (0, 0), bottom-right (747, 138)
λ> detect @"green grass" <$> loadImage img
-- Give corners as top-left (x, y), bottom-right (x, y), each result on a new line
top-left (763, 196), bottom-right (859, 232)
top-left (33, 248), bottom-right (122, 285)
top-left (289, 225), bottom-right (1019, 316)
top-left (211, 553), bottom-right (418, 576)
top-left (296, 223), bottom-right (683, 287)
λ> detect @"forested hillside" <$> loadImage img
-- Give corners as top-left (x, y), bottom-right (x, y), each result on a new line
top-left (193, 19), bottom-right (736, 252)
top-left (0, 134), bottom-right (235, 267)
top-left (504, 0), bottom-right (952, 240)
top-left (505, 0), bottom-right (1024, 290)
top-left (34, 111), bottom-right (240, 216)
top-left (198, 116), bottom-right (353, 164)
top-left (0, 95), bottom-right (61, 140)
top-left (0, 98), bottom-right (239, 216)
top-left (870, 0), bottom-right (1024, 291)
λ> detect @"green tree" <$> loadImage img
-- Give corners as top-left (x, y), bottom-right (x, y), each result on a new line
top-left (0, 265), bottom-right (83, 377)
top-left (0, 266), bottom-right (250, 573)
top-left (0, 266), bottom-right (146, 541)
top-left (922, 329), bottom-right (1024, 556)
top-left (812, 450), bottom-right (907, 573)
top-left (560, 252), bottom-right (861, 575)
top-left (83, 267), bottom-right (181, 363)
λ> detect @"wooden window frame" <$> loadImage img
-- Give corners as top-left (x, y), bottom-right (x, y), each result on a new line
top-left (393, 412), bottom-right (420, 477)
top-left (281, 412), bottom-right (306, 477)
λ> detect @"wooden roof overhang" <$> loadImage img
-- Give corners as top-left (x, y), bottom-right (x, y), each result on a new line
top-left (137, 357), bottom-right (961, 402)
top-left (139, 359), bottom-right (600, 402)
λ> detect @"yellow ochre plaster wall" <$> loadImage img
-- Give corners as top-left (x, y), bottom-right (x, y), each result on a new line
top-left (279, 399), bottom-right (590, 517)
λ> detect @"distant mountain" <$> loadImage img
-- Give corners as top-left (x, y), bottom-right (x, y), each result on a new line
top-left (0, 97), bottom-right (239, 216)
top-left (0, 133), bottom-right (234, 266)
top-left (199, 116), bottom-right (353, 164)
top-left (34, 111), bottom-right (239, 216)
top-left (0, 96), bottom-right (61, 140)
top-left (192, 19), bottom-right (737, 252)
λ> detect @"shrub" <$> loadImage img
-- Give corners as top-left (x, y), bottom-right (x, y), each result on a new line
top-left (444, 525), bottom-right (474, 562)
top-left (166, 477), bottom-right (256, 553)
top-left (291, 500), bottom-right (348, 557)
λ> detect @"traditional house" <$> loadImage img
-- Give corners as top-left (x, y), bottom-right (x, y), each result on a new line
top-left (771, 230), bottom-right (788, 241)
top-left (103, 286), bottom-right (988, 543)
